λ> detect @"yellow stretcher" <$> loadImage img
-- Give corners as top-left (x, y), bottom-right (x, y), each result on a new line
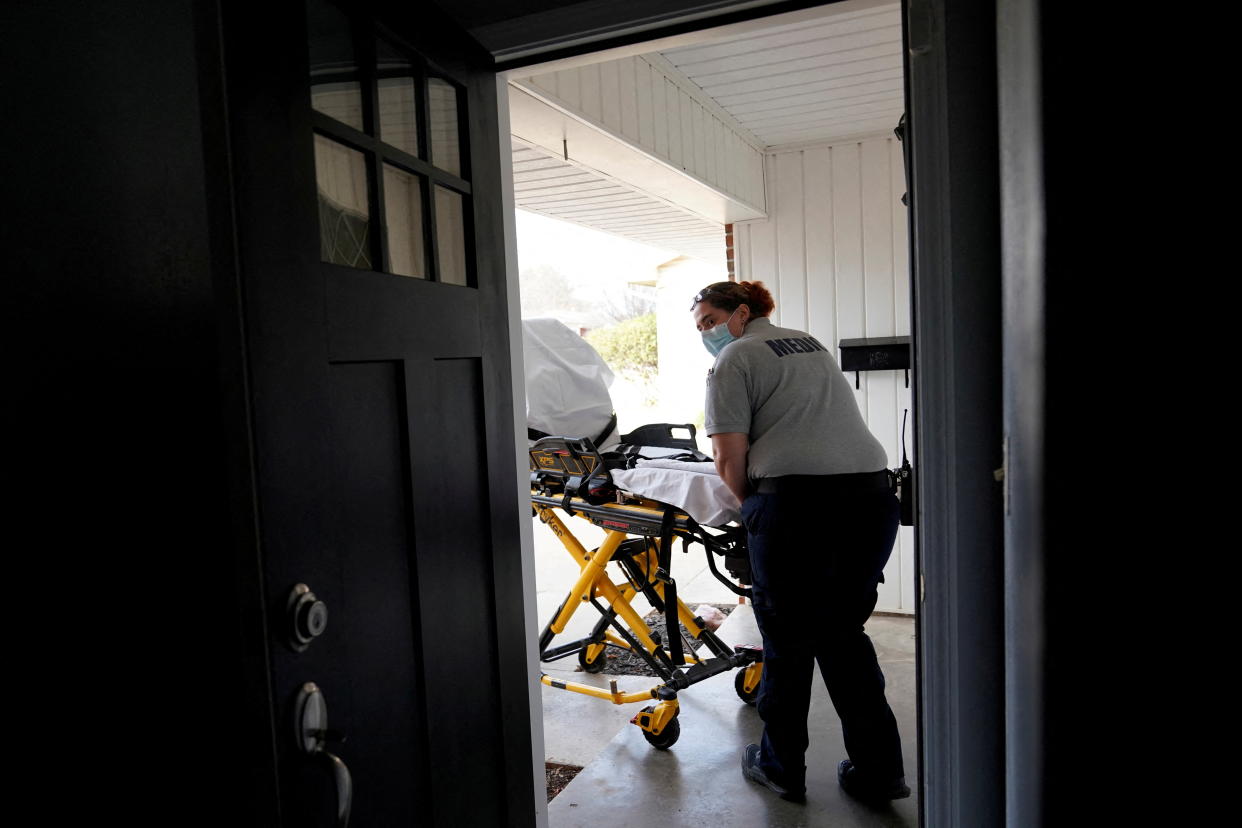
top-left (531, 433), bottom-right (764, 749)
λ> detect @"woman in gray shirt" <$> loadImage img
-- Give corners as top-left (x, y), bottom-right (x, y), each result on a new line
top-left (692, 280), bottom-right (909, 806)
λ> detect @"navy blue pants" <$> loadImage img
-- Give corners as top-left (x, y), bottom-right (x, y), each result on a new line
top-left (741, 485), bottom-right (904, 795)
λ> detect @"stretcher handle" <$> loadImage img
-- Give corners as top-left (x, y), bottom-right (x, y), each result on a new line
top-left (702, 541), bottom-right (752, 598)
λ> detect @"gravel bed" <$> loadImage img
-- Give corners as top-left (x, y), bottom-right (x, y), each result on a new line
top-left (576, 603), bottom-right (736, 677)
top-left (545, 762), bottom-right (583, 801)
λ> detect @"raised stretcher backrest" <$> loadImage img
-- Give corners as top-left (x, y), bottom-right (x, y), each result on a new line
top-left (618, 423), bottom-right (699, 452)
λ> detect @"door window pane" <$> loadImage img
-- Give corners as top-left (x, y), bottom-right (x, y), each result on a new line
top-left (378, 78), bottom-right (420, 157)
top-left (384, 165), bottom-right (427, 278)
top-left (434, 186), bottom-right (468, 286)
top-left (428, 78), bottom-right (462, 177)
top-left (311, 82), bottom-right (364, 131)
top-left (315, 135), bottom-right (371, 269)
top-left (377, 40), bottom-right (420, 156)
top-left (307, 0), bottom-right (363, 130)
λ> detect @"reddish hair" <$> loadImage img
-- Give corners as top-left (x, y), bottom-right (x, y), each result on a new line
top-left (737, 281), bottom-right (776, 317)
top-left (692, 280), bottom-right (776, 317)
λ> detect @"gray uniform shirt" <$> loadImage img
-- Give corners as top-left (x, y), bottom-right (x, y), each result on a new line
top-left (704, 317), bottom-right (888, 479)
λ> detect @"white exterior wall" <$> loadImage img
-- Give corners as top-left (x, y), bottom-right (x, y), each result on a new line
top-left (735, 135), bottom-right (915, 613)
top-left (517, 56), bottom-right (766, 214)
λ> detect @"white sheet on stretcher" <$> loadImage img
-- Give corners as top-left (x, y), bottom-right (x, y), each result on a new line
top-left (522, 318), bottom-right (618, 447)
top-left (610, 459), bottom-right (741, 528)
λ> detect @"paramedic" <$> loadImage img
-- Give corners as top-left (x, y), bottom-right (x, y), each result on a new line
top-left (692, 280), bottom-right (909, 805)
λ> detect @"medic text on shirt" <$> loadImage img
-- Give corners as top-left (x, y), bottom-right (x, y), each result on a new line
top-left (764, 337), bottom-right (828, 357)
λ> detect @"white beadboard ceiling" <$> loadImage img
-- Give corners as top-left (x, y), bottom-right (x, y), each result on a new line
top-left (658, 1), bottom-right (903, 149)
top-left (511, 139), bottom-right (726, 265)
top-left (507, 0), bottom-right (904, 262)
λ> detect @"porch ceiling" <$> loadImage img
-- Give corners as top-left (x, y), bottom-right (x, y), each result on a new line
top-left (506, 0), bottom-right (905, 263)
top-left (658, 1), bottom-right (903, 149)
top-left (511, 139), bottom-right (726, 265)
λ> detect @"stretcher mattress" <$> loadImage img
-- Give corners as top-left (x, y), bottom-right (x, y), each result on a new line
top-left (610, 459), bottom-right (741, 528)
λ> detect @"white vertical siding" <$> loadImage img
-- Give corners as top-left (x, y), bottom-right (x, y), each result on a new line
top-left (736, 134), bottom-right (914, 613)
top-left (515, 56), bottom-right (766, 213)
top-left (618, 61), bottom-right (638, 142)
top-left (579, 63), bottom-right (601, 123)
top-left (774, 153), bottom-right (807, 331)
top-left (600, 61), bottom-right (621, 132)
top-left (666, 77), bottom-right (683, 168)
top-left (804, 145), bottom-right (835, 353)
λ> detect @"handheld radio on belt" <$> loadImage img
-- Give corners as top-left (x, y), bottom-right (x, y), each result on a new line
top-left (894, 409), bottom-right (915, 526)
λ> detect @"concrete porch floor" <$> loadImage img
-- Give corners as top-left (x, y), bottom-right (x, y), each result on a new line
top-left (535, 518), bottom-right (918, 826)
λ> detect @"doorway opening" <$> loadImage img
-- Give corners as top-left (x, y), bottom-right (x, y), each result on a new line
top-left (502, 2), bottom-right (919, 822)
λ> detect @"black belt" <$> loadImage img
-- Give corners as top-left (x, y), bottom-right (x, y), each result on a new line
top-left (754, 470), bottom-right (892, 495)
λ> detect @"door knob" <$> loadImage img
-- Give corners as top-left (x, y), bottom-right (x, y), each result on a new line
top-left (294, 682), bottom-right (352, 828)
top-left (287, 584), bottom-right (328, 652)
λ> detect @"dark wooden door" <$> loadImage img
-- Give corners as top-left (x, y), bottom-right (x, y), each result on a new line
top-left (221, 1), bottom-right (533, 824)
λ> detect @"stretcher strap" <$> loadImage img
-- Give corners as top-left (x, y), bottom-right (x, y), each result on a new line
top-left (657, 507), bottom-right (684, 666)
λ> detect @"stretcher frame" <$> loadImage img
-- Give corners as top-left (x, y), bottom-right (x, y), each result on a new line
top-left (531, 435), bottom-right (764, 749)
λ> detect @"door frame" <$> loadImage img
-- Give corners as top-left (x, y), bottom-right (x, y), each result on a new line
top-left (495, 1), bottom-right (1015, 826)
top-left (995, 0), bottom-right (1043, 823)
top-left (902, 0), bottom-right (1006, 824)
top-left (495, 71), bottom-right (553, 821)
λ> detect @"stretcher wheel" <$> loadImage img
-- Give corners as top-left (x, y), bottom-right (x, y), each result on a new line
top-left (639, 706), bottom-right (680, 750)
top-left (735, 667), bottom-right (760, 705)
top-left (578, 644), bottom-right (607, 673)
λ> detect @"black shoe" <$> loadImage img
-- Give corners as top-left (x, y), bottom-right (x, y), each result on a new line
top-left (741, 744), bottom-right (805, 803)
top-left (838, 759), bottom-right (911, 805)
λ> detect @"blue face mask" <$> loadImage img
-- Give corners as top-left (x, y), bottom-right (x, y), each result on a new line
top-left (701, 309), bottom-right (739, 357)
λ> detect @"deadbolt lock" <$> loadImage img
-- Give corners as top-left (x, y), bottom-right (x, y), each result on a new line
top-left (287, 583), bottom-right (328, 652)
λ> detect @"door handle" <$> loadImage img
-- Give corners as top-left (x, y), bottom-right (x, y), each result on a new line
top-left (294, 682), bottom-right (353, 828)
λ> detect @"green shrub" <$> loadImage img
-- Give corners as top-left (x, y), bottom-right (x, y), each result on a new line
top-left (586, 313), bottom-right (657, 378)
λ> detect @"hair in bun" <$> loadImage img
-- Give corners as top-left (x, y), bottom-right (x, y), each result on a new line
top-left (691, 280), bottom-right (776, 317)
top-left (737, 281), bottom-right (775, 317)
